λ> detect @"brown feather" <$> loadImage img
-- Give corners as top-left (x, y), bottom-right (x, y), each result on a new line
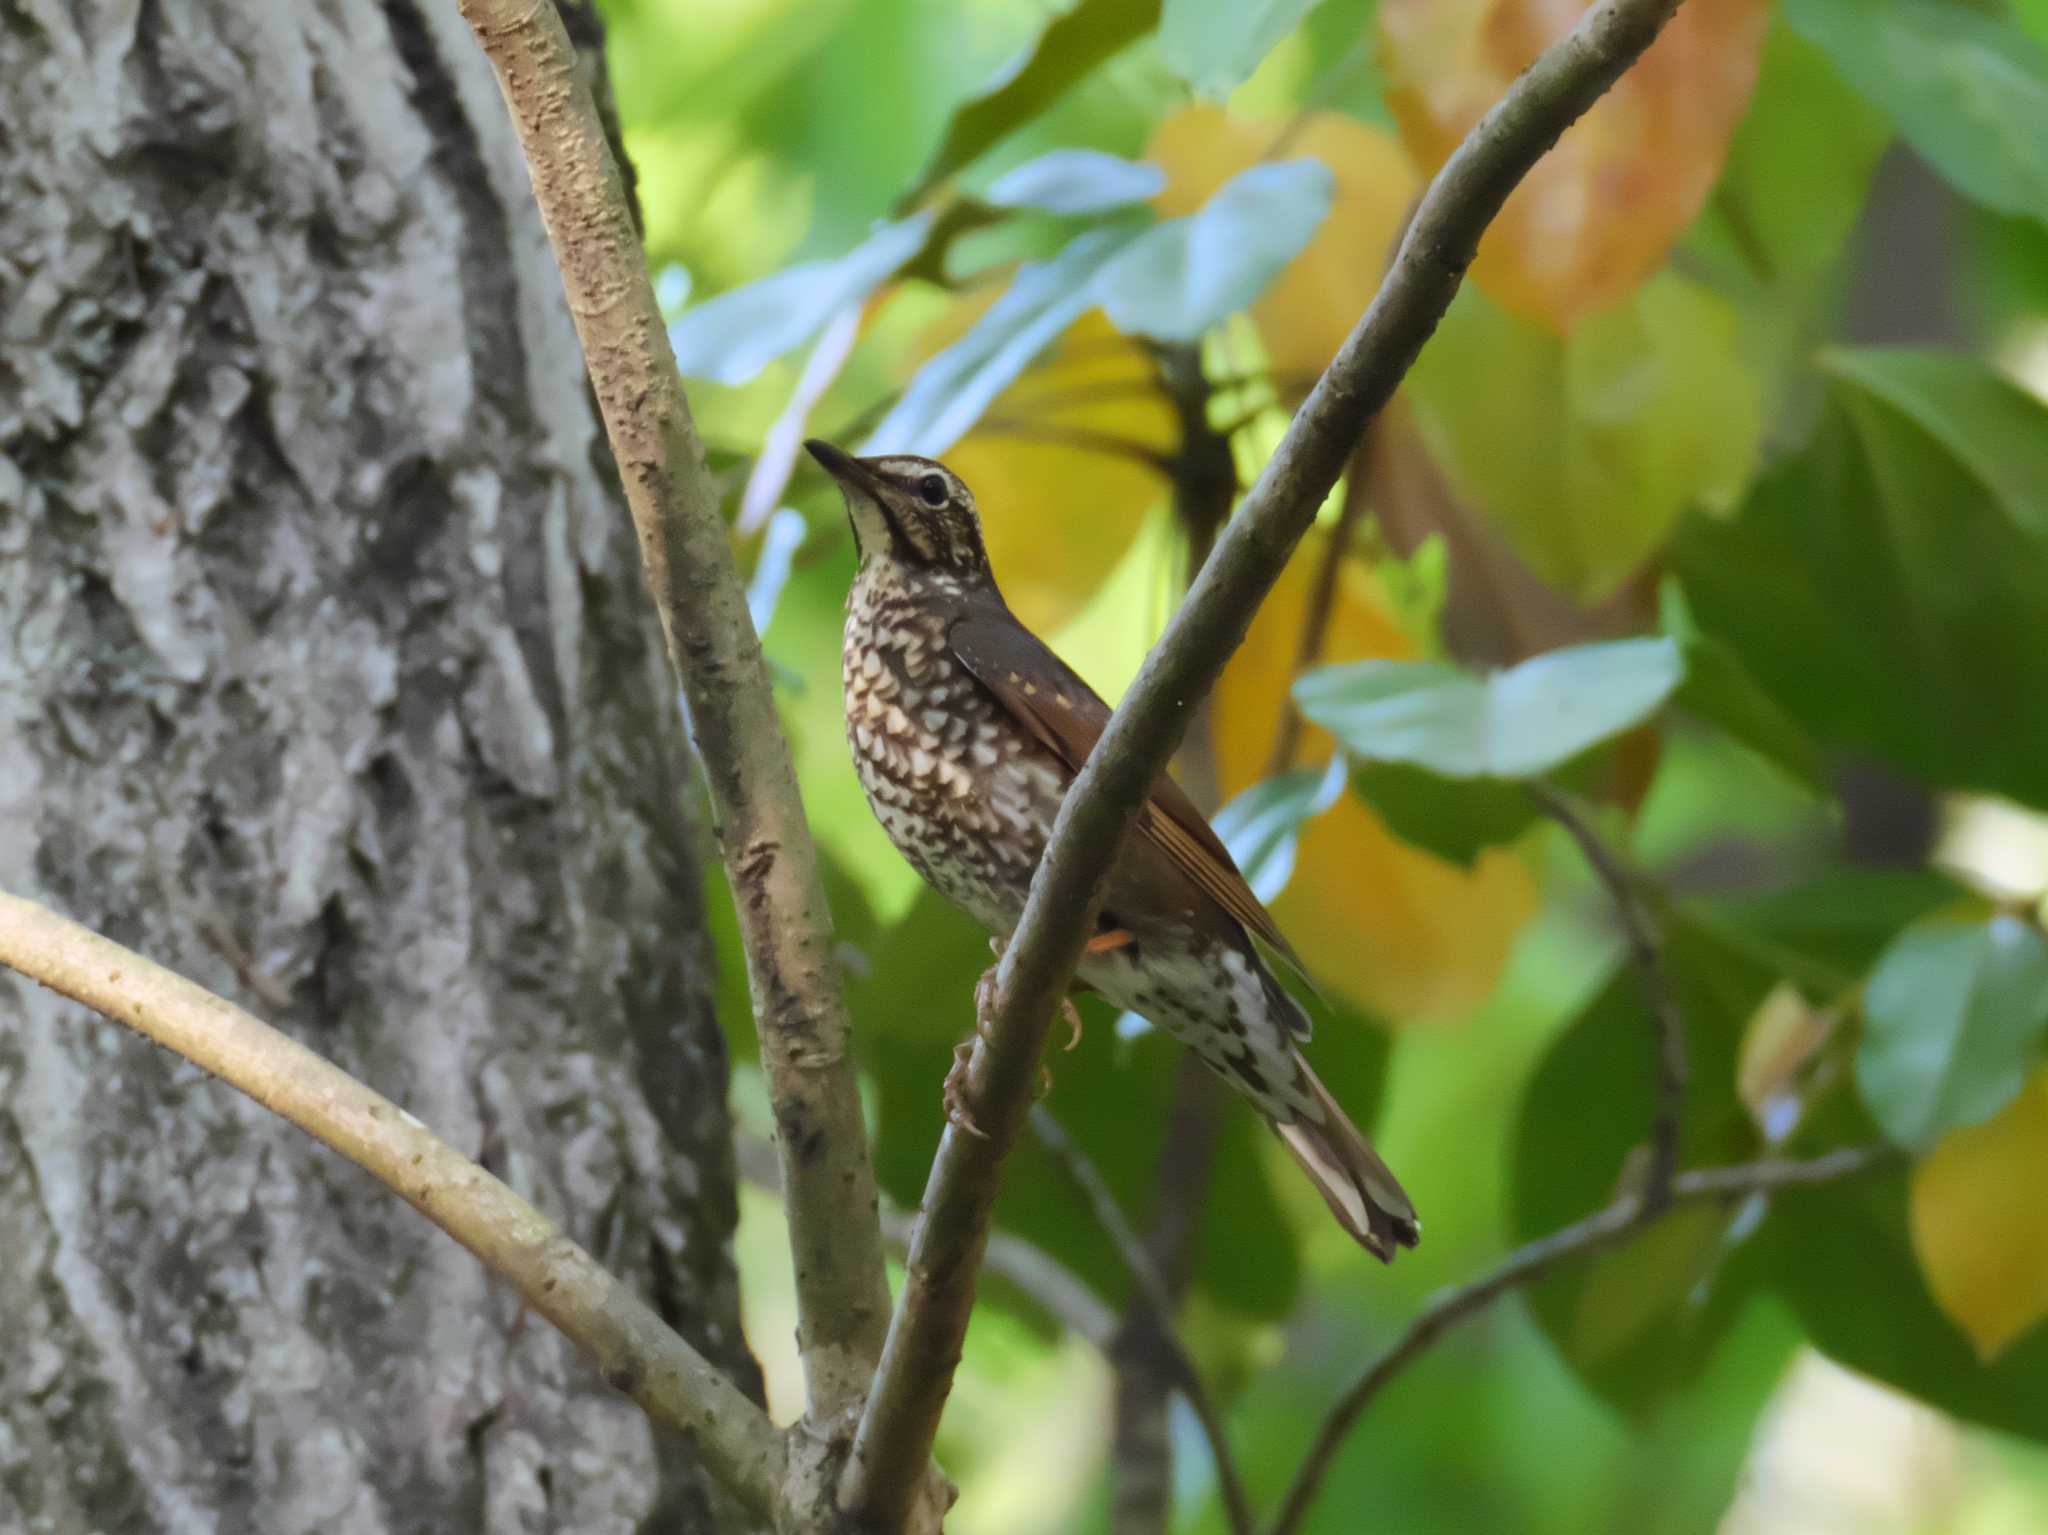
top-left (947, 611), bottom-right (1310, 980)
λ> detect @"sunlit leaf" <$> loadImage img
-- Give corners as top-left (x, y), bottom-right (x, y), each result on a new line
top-left (668, 211), bottom-right (932, 385)
top-left (906, 0), bottom-right (1163, 203)
top-left (1784, 0), bottom-right (2048, 226)
top-left (985, 149), bottom-right (1165, 213)
top-left (1295, 638), bottom-right (1684, 781)
top-left (1405, 276), bottom-right (1764, 603)
top-left (1162, 0), bottom-right (1327, 98)
top-left (1912, 1066), bottom-right (2048, 1361)
top-left (1209, 532), bottom-right (1535, 1021)
top-left (1858, 915), bottom-right (2048, 1149)
top-left (1380, 0), bottom-right (1769, 329)
top-left (864, 224), bottom-right (1145, 456)
top-left (1094, 161), bottom-right (1335, 342)
top-left (1677, 351), bottom-right (2048, 809)
top-left (1147, 106), bottom-right (1417, 378)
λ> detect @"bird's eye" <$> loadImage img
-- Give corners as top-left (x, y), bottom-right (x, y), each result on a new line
top-left (917, 474), bottom-right (948, 508)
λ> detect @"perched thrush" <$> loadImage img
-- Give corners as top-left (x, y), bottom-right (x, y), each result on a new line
top-left (808, 439), bottom-right (1419, 1261)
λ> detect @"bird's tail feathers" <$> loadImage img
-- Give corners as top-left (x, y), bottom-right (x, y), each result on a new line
top-left (1274, 1056), bottom-right (1420, 1263)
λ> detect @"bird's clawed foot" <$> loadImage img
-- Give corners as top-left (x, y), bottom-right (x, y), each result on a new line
top-left (945, 970), bottom-right (1005, 1140)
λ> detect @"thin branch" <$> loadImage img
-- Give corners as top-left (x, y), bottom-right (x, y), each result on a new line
top-left (838, 1), bottom-right (1692, 1525)
top-left (0, 893), bottom-right (784, 1519)
top-left (1264, 432), bottom-right (1375, 780)
top-left (452, 0), bottom-right (891, 1420)
top-left (1528, 783), bottom-right (1687, 1208)
top-left (1031, 1105), bottom-right (1255, 1535)
top-left (1267, 1145), bottom-right (1893, 1535)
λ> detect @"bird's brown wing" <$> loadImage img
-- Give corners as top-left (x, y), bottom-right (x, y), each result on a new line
top-left (948, 612), bottom-right (1310, 980)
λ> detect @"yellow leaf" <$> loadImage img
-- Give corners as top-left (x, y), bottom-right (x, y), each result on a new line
top-left (917, 310), bottom-right (1177, 636)
top-left (1209, 529), bottom-right (1535, 1021)
top-left (1911, 1066), bottom-right (2048, 1361)
top-left (1146, 106), bottom-right (1418, 380)
top-left (1379, 0), bottom-right (1769, 330)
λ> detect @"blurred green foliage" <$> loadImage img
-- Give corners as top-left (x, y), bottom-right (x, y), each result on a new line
top-left (602, 0), bottom-right (2048, 1528)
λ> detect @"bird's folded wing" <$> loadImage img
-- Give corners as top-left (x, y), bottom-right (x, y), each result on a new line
top-left (947, 612), bottom-right (1308, 979)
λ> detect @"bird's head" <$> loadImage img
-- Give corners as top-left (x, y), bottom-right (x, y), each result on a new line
top-left (806, 439), bottom-right (991, 583)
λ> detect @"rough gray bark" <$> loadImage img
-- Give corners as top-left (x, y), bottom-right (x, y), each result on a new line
top-left (0, 4), bottom-right (761, 1532)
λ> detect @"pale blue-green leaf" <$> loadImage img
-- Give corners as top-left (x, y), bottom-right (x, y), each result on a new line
top-left (1094, 161), bottom-right (1333, 341)
top-left (1162, 0), bottom-right (1328, 97)
top-left (668, 213), bottom-right (932, 385)
top-left (862, 223), bottom-right (1143, 456)
top-left (985, 150), bottom-right (1166, 214)
top-left (1783, 0), bottom-right (2048, 224)
top-left (1858, 916), bottom-right (2048, 1147)
top-left (1211, 759), bottom-right (1345, 905)
top-left (1294, 638), bottom-right (1684, 780)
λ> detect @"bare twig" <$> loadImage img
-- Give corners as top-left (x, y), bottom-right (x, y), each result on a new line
top-left (837, 2), bottom-right (1693, 1526)
top-left (0, 893), bottom-right (785, 1519)
top-left (452, 0), bottom-right (890, 1420)
top-left (1265, 432), bottom-right (1376, 780)
top-left (1528, 783), bottom-right (1688, 1208)
top-left (1268, 1146), bottom-right (1892, 1535)
top-left (1031, 1103), bottom-right (1255, 1535)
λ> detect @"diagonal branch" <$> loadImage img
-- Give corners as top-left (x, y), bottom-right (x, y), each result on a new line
top-left (837, 0), bottom-right (1692, 1525)
top-left (1267, 1146), bottom-right (1892, 1535)
top-left (452, 0), bottom-right (891, 1420)
top-left (1528, 783), bottom-right (1687, 1208)
top-left (0, 892), bottom-right (785, 1520)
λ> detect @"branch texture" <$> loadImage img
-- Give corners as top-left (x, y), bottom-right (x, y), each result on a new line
top-left (453, 0), bottom-right (890, 1417)
top-left (1529, 784), bottom-right (1689, 1206)
top-left (1267, 1147), bottom-right (1892, 1535)
top-left (0, 893), bottom-right (784, 1519)
top-left (839, 0), bottom-right (1690, 1525)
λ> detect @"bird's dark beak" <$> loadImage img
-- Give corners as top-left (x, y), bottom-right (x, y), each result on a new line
top-left (807, 438), bottom-right (901, 558)
top-left (805, 438), bottom-right (879, 493)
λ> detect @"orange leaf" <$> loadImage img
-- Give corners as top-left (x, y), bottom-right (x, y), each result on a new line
top-left (1379, 0), bottom-right (1768, 330)
top-left (1911, 1066), bottom-right (2048, 1362)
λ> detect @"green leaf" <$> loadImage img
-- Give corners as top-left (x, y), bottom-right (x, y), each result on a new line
top-left (862, 223), bottom-right (1143, 455)
top-left (1093, 160), bottom-right (1334, 342)
top-left (1783, 0), bottom-right (2048, 226)
top-left (1210, 762), bottom-right (1344, 904)
top-left (1676, 351), bottom-right (2048, 809)
top-left (1161, 0), bottom-right (1325, 98)
top-left (984, 149), bottom-right (1164, 214)
top-left (1857, 915), bottom-right (2048, 1148)
top-left (667, 212), bottom-right (932, 385)
top-left (1513, 909), bottom-right (1781, 1413)
top-left (1294, 637), bottom-right (1684, 781)
top-left (1661, 583), bottom-right (1825, 792)
top-left (1404, 275), bottom-right (1764, 603)
top-left (1688, 19), bottom-right (1891, 287)
top-left (1348, 762), bottom-right (1538, 867)
top-left (904, 0), bottom-right (1163, 205)
top-left (1763, 1160), bottom-right (2048, 1444)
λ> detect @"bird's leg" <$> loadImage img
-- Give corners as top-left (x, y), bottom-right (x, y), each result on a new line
top-left (1085, 927), bottom-right (1134, 955)
top-left (943, 970), bottom-right (1002, 1140)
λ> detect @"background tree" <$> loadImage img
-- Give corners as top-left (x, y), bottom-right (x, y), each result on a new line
top-left (0, 4), bottom-right (758, 1530)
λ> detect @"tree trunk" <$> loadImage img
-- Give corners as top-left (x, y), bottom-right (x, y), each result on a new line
top-left (0, 3), bottom-right (762, 1531)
